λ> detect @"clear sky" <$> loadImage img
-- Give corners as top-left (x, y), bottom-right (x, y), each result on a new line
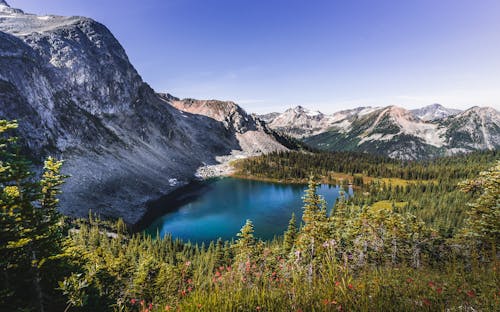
top-left (8, 0), bottom-right (500, 113)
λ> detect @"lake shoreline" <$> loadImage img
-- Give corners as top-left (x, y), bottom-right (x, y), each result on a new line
top-left (230, 173), bottom-right (340, 186)
top-left (131, 179), bottom-right (217, 233)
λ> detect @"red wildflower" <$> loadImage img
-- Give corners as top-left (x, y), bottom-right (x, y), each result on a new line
top-left (141, 300), bottom-right (145, 306)
top-left (187, 278), bottom-right (192, 284)
top-left (422, 298), bottom-right (431, 306)
top-left (188, 286), bottom-right (193, 292)
top-left (323, 299), bottom-right (330, 305)
top-left (348, 284), bottom-right (354, 290)
top-left (185, 261), bottom-right (191, 267)
top-left (467, 290), bottom-right (475, 298)
top-left (130, 299), bottom-right (137, 305)
top-left (335, 281), bottom-right (340, 287)
top-left (428, 281), bottom-right (435, 288)
top-left (436, 287), bottom-right (443, 294)
top-left (181, 290), bottom-right (186, 296)
top-left (149, 303), bottom-right (153, 310)
top-left (165, 305), bottom-right (172, 311)
top-left (215, 270), bottom-right (221, 277)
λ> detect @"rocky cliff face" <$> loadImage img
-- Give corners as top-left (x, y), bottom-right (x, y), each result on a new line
top-left (439, 107), bottom-right (500, 153)
top-left (0, 2), bottom-right (287, 224)
top-left (168, 97), bottom-right (287, 155)
top-left (264, 103), bottom-right (499, 160)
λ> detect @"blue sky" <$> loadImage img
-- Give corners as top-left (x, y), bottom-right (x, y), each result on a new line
top-left (8, 0), bottom-right (500, 113)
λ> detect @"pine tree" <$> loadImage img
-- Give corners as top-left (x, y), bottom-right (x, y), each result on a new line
top-left (296, 176), bottom-right (329, 268)
top-left (0, 120), bottom-right (67, 311)
top-left (283, 213), bottom-right (297, 254)
top-left (214, 238), bottom-right (225, 266)
top-left (459, 161), bottom-right (500, 251)
top-left (0, 120), bottom-right (41, 309)
top-left (234, 220), bottom-right (257, 262)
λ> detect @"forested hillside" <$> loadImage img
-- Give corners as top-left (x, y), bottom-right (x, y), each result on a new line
top-left (1, 121), bottom-right (499, 311)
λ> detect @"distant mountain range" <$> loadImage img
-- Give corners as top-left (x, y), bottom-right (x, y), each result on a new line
top-left (259, 104), bottom-right (500, 160)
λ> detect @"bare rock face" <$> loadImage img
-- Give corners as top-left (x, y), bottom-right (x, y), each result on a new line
top-left (167, 97), bottom-right (288, 154)
top-left (0, 3), bottom-right (287, 224)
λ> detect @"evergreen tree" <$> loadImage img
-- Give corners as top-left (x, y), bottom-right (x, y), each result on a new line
top-left (0, 120), bottom-right (67, 311)
top-left (234, 219), bottom-right (257, 263)
top-left (296, 176), bottom-right (329, 274)
top-left (283, 213), bottom-right (297, 254)
top-left (459, 161), bottom-right (500, 251)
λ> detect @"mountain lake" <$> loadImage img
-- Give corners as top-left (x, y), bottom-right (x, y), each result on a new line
top-left (144, 178), bottom-right (353, 244)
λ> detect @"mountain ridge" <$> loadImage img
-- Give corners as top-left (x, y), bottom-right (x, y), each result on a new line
top-left (260, 104), bottom-right (499, 160)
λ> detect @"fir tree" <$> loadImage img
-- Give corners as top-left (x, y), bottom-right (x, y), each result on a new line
top-left (283, 213), bottom-right (297, 254)
top-left (459, 161), bottom-right (500, 251)
top-left (234, 219), bottom-right (257, 262)
top-left (0, 120), bottom-right (67, 311)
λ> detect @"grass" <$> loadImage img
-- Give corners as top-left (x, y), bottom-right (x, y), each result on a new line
top-left (132, 261), bottom-right (499, 312)
top-left (370, 200), bottom-right (409, 211)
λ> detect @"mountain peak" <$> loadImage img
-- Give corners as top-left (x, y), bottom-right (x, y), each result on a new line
top-left (292, 105), bottom-right (306, 113)
top-left (411, 104), bottom-right (461, 121)
top-left (462, 106), bottom-right (499, 116)
top-left (289, 105), bottom-right (322, 117)
top-left (0, 0), bottom-right (25, 15)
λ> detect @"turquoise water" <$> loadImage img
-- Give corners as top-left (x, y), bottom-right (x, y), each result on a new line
top-left (145, 178), bottom-right (351, 243)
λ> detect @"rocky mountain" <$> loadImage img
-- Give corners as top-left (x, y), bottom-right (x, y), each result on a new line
top-left (261, 105), bottom-right (378, 138)
top-left (166, 95), bottom-right (288, 155)
top-left (410, 103), bottom-right (462, 121)
top-left (257, 112), bottom-right (280, 123)
top-left (0, 1), bottom-right (288, 224)
top-left (439, 106), bottom-right (500, 152)
top-left (263, 104), bottom-right (499, 160)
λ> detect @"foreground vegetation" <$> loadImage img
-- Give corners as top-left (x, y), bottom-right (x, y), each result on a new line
top-left (1, 121), bottom-right (499, 311)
